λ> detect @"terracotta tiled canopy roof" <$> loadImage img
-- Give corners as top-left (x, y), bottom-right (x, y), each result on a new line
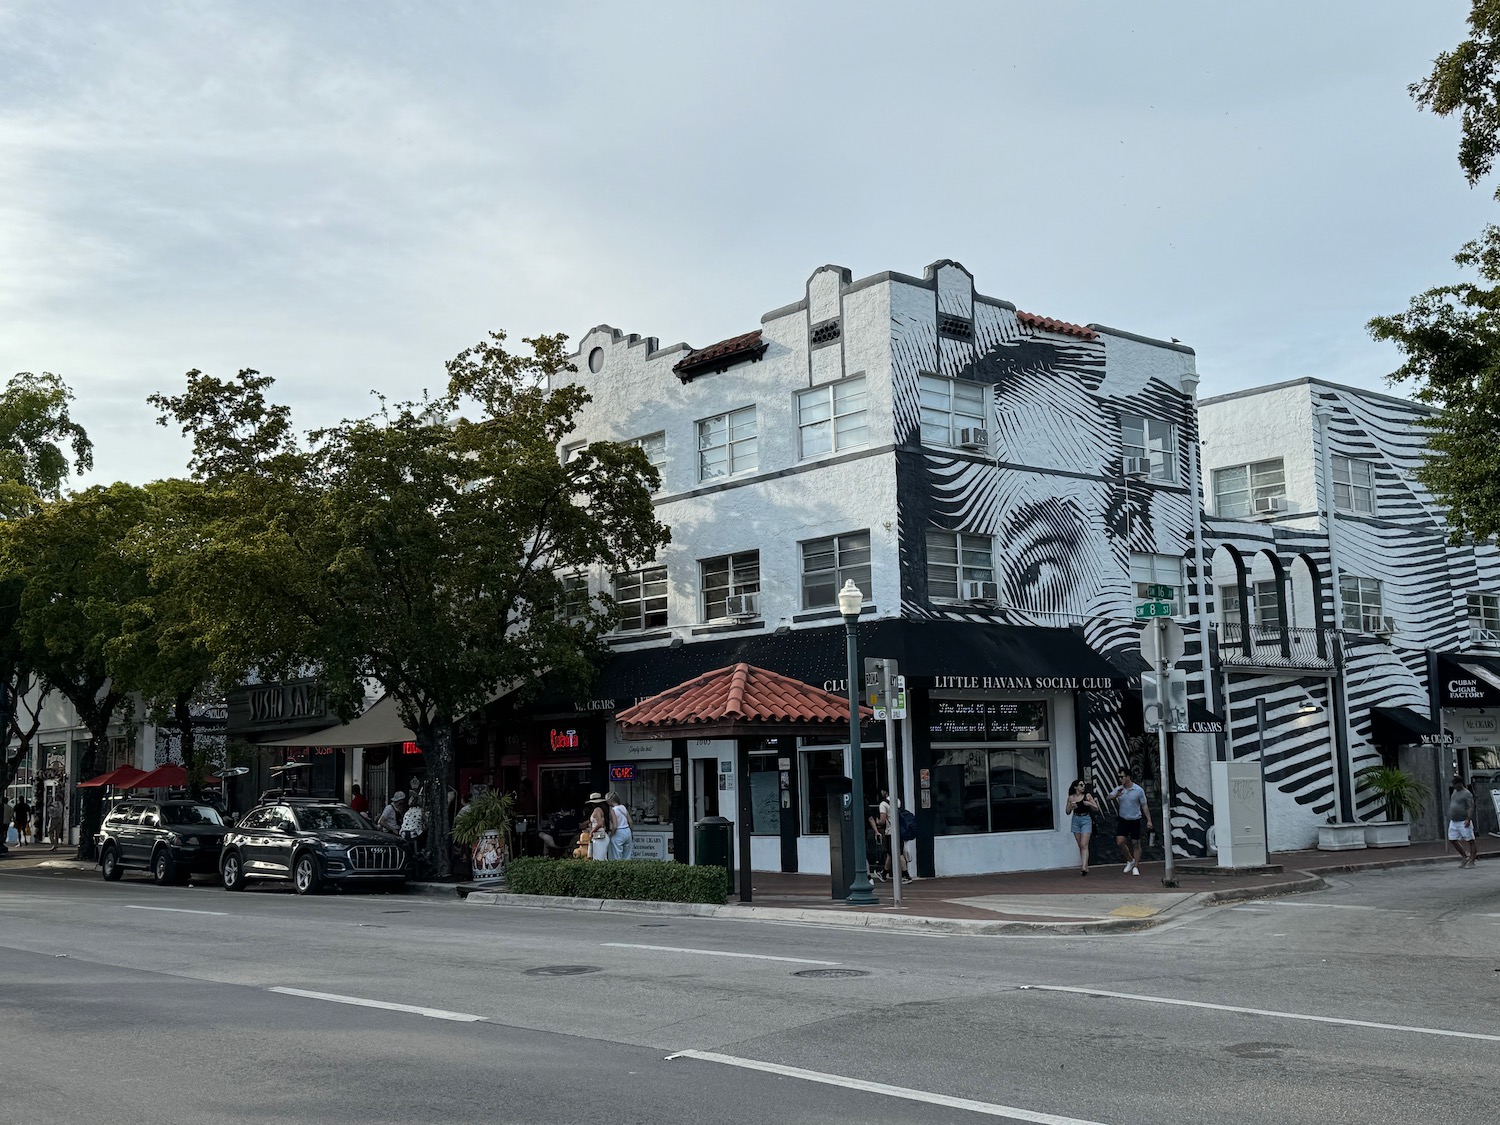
top-left (1015, 310), bottom-right (1098, 340)
top-left (615, 662), bottom-right (870, 739)
top-left (672, 330), bottom-right (768, 381)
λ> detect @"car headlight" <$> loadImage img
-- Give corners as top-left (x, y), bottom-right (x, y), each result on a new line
top-left (317, 840), bottom-right (348, 853)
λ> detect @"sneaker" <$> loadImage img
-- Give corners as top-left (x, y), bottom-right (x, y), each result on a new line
top-left (901, 876), bottom-right (913, 884)
top-left (1130, 865), bottom-right (1141, 876)
top-left (1123, 861), bottom-right (1133, 872)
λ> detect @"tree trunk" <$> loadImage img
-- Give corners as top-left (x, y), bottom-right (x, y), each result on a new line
top-left (418, 720), bottom-right (455, 880)
top-left (175, 693), bottom-right (200, 798)
top-left (74, 727), bottom-right (111, 862)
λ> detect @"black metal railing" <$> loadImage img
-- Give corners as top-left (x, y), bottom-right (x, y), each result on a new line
top-left (1218, 622), bottom-right (1335, 669)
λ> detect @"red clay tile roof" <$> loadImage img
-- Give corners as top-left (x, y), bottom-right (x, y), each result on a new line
top-left (672, 330), bottom-right (768, 379)
top-left (1015, 310), bottom-right (1098, 340)
top-left (615, 662), bottom-right (870, 736)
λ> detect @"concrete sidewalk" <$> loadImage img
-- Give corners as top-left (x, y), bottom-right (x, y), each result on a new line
top-left (464, 836), bottom-right (1498, 934)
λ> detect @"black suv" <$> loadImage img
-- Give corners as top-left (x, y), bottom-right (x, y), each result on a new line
top-left (219, 798), bottom-right (410, 894)
top-left (96, 800), bottom-right (231, 885)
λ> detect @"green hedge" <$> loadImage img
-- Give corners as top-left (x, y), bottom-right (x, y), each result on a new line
top-left (505, 858), bottom-right (727, 904)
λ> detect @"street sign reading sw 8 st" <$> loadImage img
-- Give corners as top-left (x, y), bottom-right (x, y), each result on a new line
top-left (1134, 601), bottom-right (1173, 619)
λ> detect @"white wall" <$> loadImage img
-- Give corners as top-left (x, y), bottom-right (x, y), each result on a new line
top-left (1200, 382), bottom-right (1317, 520)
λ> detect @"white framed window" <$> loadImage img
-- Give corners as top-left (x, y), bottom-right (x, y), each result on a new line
top-left (561, 441), bottom-right (585, 464)
top-left (917, 373), bottom-right (986, 447)
top-left (926, 529), bottom-right (994, 601)
top-left (1468, 593), bottom-right (1500, 641)
top-left (1120, 414), bottom-right (1177, 482)
top-left (613, 566), bottom-right (668, 632)
top-left (800, 531), bottom-right (872, 609)
top-left (559, 574), bottom-right (589, 622)
top-left (701, 551), bottom-right (760, 620)
top-left (797, 376), bottom-right (868, 458)
top-left (1219, 580), bottom-right (1285, 629)
top-left (1212, 459), bottom-right (1286, 517)
top-left (626, 432), bottom-right (667, 492)
top-left (1339, 575), bottom-right (1383, 631)
top-left (698, 407), bottom-right (758, 481)
top-left (1332, 455), bottom-right (1375, 514)
top-left (1130, 553), bottom-right (1184, 615)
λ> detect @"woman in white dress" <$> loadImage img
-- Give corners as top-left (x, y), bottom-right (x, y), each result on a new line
top-left (587, 793), bottom-right (612, 861)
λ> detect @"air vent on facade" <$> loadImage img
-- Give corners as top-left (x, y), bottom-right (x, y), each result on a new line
top-left (962, 581), bottom-right (999, 604)
top-left (958, 427), bottom-right (989, 451)
top-left (724, 593), bottom-right (760, 618)
top-left (810, 319), bottom-right (841, 347)
top-left (937, 314), bottom-right (974, 341)
top-left (1253, 496), bottom-right (1288, 514)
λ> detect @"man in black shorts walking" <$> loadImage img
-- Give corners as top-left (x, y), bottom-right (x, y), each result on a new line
top-left (1109, 768), bottom-right (1152, 876)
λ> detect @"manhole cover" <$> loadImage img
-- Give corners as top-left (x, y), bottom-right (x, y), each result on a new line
top-left (525, 965), bottom-right (603, 977)
top-left (793, 968), bottom-right (869, 979)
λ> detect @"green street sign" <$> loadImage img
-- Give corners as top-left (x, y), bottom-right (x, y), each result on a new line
top-left (1135, 602), bottom-right (1173, 619)
top-left (1145, 584), bottom-right (1176, 599)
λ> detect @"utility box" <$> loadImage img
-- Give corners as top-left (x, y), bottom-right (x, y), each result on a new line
top-left (694, 816), bottom-right (735, 895)
top-left (1211, 760), bottom-right (1267, 868)
top-left (825, 775), bottom-right (856, 900)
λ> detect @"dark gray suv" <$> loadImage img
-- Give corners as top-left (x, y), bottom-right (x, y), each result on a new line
top-left (219, 798), bottom-right (410, 894)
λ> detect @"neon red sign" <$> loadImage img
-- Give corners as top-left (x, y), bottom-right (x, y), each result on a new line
top-left (609, 763), bottom-right (636, 782)
top-left (549, 729), bottom-right (580, 751)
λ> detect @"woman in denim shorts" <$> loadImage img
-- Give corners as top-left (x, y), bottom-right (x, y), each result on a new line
top-left (1066, 780), bottom-right (1100, 876)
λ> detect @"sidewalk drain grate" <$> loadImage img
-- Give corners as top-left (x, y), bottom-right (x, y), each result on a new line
top-left (525, 965), bottom-right (603, 977)
top-left (793, 968), bottom-right (869, 979)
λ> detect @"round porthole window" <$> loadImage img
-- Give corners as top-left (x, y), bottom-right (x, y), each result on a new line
top-left (588, 347), bottom-right (604, 374)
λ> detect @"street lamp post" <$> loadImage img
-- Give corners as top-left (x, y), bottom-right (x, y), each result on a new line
top-left (839, 579), bottom-right (878, 906)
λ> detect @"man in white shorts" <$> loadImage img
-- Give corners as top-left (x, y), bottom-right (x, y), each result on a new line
top-left (1448, 775), bottom-right (1478, 868)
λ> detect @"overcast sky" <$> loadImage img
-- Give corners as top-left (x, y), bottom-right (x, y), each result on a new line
top-left (0, 1), bottom-right (1490, 485)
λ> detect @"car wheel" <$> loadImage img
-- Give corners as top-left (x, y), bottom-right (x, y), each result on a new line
top-left (152, 848), bottom-right (178, 887)
top-left (101, 846), bottom-right (124, 881)
top-left (221, 850), bottom-right (246, 891)
top-left (292, 852), bottom-right (322, 896)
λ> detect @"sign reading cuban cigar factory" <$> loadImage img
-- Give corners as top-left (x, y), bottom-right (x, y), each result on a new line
top-left (1436, 656), bottom-right (1500, 707)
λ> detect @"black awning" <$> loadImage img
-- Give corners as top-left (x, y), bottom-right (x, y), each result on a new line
top-left (1436, 653), bottom-right (1500, 707)
top-left (565, 619), bottom-right (1126, 711)
top-left (1370, 705), bottom-right (1446, 747)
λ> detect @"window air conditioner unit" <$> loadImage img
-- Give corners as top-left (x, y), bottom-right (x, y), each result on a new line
top-left (1471, 627), bottom-right (1500, 644)
top-left (1253, 495), bottom-right (1288, 514)
top-left (1363, 614), bottom-right (1395, 635)
top-left (958, 427), bottom-right (989, 451)
top-left (1122, 456), bottom-right (1151, 478)
top-left (962, 581), bottom-right (1000, 604)
top-left (724, 593), bottom-right (759, 618)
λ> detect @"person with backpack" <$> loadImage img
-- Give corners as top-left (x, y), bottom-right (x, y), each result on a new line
top-left (873, 790), bottom-right (914, 884)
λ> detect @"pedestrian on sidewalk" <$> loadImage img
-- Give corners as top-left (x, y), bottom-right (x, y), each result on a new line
top-left (586, 793), bottom-right (613, 861)
top-left (378, 791), bottom-right (408, 835)
top-left (14, 797), bottom-right (32, 846)
top-left (1066, 780), bottom-right (1100, 876)
top-left (1109, 768), bottom-right (1151, 877)
top-left (1448, 775), bottom-right (1478, 868)
top-left (349, 783), bottom-right (369, 815)
top-left (46, 793), bottom-right (65, 851)
top-left (605, 791), bottom-right (633, 860)
top-left (0, 795), bottom-right (10, 854)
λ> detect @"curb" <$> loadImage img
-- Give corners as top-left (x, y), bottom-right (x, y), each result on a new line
top-left (464, 890), bottom-right (1189, 936)
top-left (405, 881), bottom-right (466, 898)
top-left (1295, 851), bottom-right (1495, 877)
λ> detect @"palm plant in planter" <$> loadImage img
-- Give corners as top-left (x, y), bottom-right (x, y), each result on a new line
top-left (451, 789), bottom-right (516, 881)
top-left (1355, 765), bottom-right (1430, 847)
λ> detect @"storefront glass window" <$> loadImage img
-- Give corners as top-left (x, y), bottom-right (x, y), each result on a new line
top-left (748, 753), bottom-right (780, 834)
top-left (799, 749), bottom-right (845, 835)
top-left (609, 762), bottom-right (676, 827)
top-left (930, 699), bottom-right (1053, 835)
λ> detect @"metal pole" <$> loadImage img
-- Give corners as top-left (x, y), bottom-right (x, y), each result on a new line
top-left (1255, 698), bottom-right (1271, 858)
top-left (844, 611), bottom-right (877, 906)
top-left (884, 704), bottom-right (901, 909)
top-left (1155, 618), bottom-right (1177, 887)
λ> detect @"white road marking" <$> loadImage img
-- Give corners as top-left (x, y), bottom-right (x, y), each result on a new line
top-left (667, 1050), bottom-right (1109, 1124)
top-left (602, 942), bottom-right (840, 966)
top-left (1266, 901), bottom-right (1378, 911)
top-left (268, 987), bottom-right (486, 1022)
top-left (123, 905), bottom-right (229, 917)
top-left (1021, 985), bottom-right (1500, 1043)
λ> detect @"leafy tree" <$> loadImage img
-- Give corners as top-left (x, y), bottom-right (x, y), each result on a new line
top-left (152, 333), bottom-right (670, 877)
top-left (1368, 2), bottom-right (1500, 538)
top-left (0, 485), bottom-right (151, 857)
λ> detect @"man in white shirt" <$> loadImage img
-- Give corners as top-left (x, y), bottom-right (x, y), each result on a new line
top-left (378, 791), bottom-right (408, 835)
top-left (1108, 768), bottom-right (1152, 876)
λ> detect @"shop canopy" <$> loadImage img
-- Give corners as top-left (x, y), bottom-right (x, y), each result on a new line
top-left (615, 662), bottom-right (873, 740)
top-left (77, 765), bottom-right (148, 789)
top-left (1435, 653), bottom-right (1500, 707)
top-left (567, 619), bottom-right (1127, 711)
top-left (256, 694), bottom-right (416, 749)
top-left (122, 763), bottom-right (222, 790)
top-left (1369, 705), bottom-right (1446, 747)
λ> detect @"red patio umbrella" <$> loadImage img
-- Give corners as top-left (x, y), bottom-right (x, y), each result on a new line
top-left (124, 763), bottom-right (221, 790)
top-left (77, 765), bottom-right (148, 789)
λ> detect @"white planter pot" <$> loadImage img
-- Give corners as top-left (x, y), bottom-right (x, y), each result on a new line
top-left (470, 829), bottom-right (507, 882)
top-left (1363, 821), bottom-right (1411, 848)
top-left (1317, 823), bottom-right (1368, 851)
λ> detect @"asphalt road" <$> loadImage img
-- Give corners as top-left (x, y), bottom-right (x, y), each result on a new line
top-left (1, 861), bottom-right (1497, 1124)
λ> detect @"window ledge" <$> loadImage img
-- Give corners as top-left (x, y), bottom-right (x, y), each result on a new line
top-left (691, 619), bottom-right (769, 636)
top-left (791, 604), bottom-right (878, 622)
top-left (606, 630), bottom-right (673, 646)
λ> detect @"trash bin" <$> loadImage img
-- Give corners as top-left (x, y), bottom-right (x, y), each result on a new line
top-left (825, 776), bottom-right (855, 900)
top-left (694, 815), bottom-right (735, 896)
